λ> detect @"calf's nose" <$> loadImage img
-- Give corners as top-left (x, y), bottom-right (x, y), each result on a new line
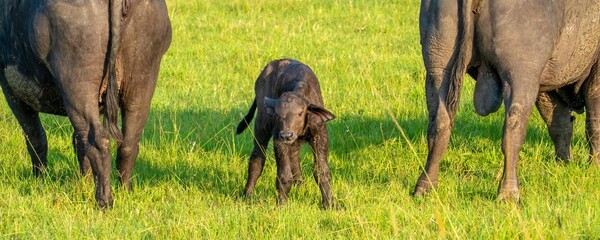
top-left (279, 131), bottom-right (294, 141)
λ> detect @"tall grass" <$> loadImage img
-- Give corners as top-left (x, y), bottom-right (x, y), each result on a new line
top-left (1, 0), bottom-right (599, 238)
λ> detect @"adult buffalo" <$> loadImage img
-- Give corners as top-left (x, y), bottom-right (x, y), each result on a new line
top-left (414, 0), bottom-right (600, 201)
top-left (0, 0), bottom-right (172, 207)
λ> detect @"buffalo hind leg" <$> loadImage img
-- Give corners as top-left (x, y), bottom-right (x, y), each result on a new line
top-left (116, 70), bottom-right (160, 191)
top-left (585, 104), bottom-right (600, 165)
top-left (68, 112), bottom-right (113, 208)
top-left (73, 132), bottom-right (91, 175)
top-left (413, 68), bottom-right (456, 196)
top-left (115, 0), bottom-right (171, 191)
top-left (536, 92), bottom-right (573, 162)
top-left (497, 72), bottom-right (539, 202)
top-left (116, 106), bottom-right (151, 191)
top-left (0, 87), bottom-right (48, 176)
top-left (57, 68), bottom-right (113, 208)
top-left (585, 67), bottom-right (600, 165)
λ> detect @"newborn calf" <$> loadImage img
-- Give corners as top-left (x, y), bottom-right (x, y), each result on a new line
top-left (236, 59), bottom-right (336, 208)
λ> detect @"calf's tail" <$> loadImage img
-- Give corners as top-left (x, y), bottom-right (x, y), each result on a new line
top-left (445, 0), bottom-right (474, 120)
top-left (236, 99), bottom-right (257, 134)
top-left (105, 0), bottom-right (123, 142)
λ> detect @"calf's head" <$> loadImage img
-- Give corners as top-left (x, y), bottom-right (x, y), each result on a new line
top-left (264, 92), bottom-right (335, 144)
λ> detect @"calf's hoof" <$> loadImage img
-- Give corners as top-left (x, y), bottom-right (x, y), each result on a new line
top-left (590, 157), bottom-right (600, 166)
top-left (554, 149), bottom-right (572, 163)
top-left (32, 165), bottom-right (47, 177)
top-left (276, 197), bottom-right (288, 207)
top-left (555, 157), bottom-right (572, 164)
top-left (119, 182), bottom-right (134, 192)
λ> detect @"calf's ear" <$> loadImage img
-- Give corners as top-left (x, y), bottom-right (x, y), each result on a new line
top-left (264, 97), bottom-right (279, 116)
top-left (308, 104), bottom-right (336, 124)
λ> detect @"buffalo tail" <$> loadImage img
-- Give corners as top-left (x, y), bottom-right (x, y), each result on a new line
top-left (105, 0), bottom-right (124, 142)
top-left (445, 0), bottom-right (474, 120)
top-left (236, 99), bottom-right (257, 135)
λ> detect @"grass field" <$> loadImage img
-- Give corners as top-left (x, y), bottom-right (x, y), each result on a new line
top-left (2, 0), bottom-right (600, 238)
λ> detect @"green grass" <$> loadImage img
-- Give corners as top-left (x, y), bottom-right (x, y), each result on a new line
top-left (1, 0), bottom-right (600, 238)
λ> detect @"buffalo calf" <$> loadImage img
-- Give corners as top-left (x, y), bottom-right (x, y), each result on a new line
top-left (236, 59), bottom-right (336, 208)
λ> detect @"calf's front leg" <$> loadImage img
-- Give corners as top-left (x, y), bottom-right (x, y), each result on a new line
top-left (273, 141), bottom-right (298, 205)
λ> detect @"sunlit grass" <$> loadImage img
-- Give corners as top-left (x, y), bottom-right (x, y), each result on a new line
top-left (1, 0), bottom-right (599, 238)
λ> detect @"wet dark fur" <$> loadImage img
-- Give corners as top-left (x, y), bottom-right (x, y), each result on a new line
top-left (236, 59), bottom-right (336, 209)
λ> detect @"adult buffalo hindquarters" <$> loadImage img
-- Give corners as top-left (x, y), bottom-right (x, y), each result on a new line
top-left (0, 0), bottom-right (172, 207)
top-left (414, 0), bottom-right (600, 201)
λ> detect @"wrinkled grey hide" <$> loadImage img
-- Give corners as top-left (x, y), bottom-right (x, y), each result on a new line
top-left (0, 0), bottom-right (172, 207)
top-left (415, 0), bottom-right (600, 201)
top-left (236, 59), bottom-right (336, 209)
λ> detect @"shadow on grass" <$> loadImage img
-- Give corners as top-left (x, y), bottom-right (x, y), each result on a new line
top-left (6, 104), bottom-right (575, 202)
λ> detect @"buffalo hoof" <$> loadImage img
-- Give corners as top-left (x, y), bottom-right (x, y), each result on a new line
top-left (292, 178), bottom-right (304, 186)
top-left (321, 200), bottom-right (341, 210)
top-left (96, 185), bottom-right (114, 209)
top-left (590, 155), bottom-right (600, 166)
top-left (411, 186), bottom-right (430, 197)
top-left (119, 182), bottom-right (134, 193)
top-left (555, 149), bottom-right (572, 163)
top-left (242, 189), bottom-right (253, 199)
top-left (241, 190), bottom-right (258, 205)
top-left (555, 156), bottom-right (572, 164)
top-left (276, 197), bottom-right (287, 207)
top-left (496, 188), bottom-right (520, 202)
top-left (412, 177), bottom-right (437, 197)
top-left (97, 198), bottom-right (114, 209)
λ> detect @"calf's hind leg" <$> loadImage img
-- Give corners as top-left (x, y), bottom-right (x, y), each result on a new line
top-left (310, 132), bottom-right (334, 209)
top-left (243, 118), bottom-right (272, 197)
